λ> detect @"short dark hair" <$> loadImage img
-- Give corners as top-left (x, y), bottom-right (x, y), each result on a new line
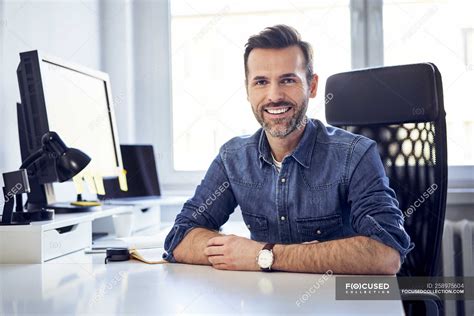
top-left (244, 24), bottom-right (314, 85)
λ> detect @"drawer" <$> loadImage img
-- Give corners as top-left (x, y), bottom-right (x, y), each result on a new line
top-left (42, 221), bottom-right (92, 261)
top-left (133, 206), bottom-right (161, 232)
top-left (91, 206), bottom-right (161, 235)
top-left (0, 219), bottom-right (92, 263)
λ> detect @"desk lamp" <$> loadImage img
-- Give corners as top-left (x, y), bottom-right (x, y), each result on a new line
top-left (1, 131), bottom-right (91, 225)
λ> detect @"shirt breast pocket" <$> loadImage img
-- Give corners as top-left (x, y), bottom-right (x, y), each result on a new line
top-left (295, 214), bottom-right (343, 243)
top-left (242, 212), bottom-right (269, 242)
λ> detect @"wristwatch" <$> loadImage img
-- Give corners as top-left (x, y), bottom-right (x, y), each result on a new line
top-left (257, 243), bottom-right (275, 272)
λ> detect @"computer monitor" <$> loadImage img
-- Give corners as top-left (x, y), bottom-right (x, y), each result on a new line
top-left (100, 145), bottom-right (161, 200)
top-left (16, 50), bottom-right (124, 211)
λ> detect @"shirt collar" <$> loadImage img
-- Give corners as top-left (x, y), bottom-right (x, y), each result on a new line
top-left (258, 129), bottom-right (273, 168)
top-left (258, 118), bottom-right (318, 169)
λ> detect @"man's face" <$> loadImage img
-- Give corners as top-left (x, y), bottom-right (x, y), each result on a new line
top-left (246, 45), bottom-right (318, 138)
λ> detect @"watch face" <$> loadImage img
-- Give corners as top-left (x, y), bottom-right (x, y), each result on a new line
top-left (258, 250), bottom-right (273, 269)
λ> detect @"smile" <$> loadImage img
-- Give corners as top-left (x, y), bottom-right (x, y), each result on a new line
top-left (264, 107), bottom-right (291, 115)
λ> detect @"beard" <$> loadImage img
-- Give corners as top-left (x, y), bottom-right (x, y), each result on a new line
top-left (252, 99), bottom-right (308, 138)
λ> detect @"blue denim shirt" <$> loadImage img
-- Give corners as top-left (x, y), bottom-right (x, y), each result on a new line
top-left (163, 119), bottom-right (414, 263)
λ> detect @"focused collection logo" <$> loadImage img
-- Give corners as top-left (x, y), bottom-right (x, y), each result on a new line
top-left (336, 277), bottom-right (400, 300)
top-left (344, 282), bottom-right (391, 295)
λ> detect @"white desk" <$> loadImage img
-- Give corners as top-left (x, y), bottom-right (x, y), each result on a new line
top-left (0, 249), bottom-right (405, 315)
top-left (101, 195), bottom-right (189, 207)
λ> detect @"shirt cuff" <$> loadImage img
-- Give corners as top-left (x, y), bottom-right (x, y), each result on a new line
top-left (361, 214), bottom-right (415, 263)
top-left (162, 223), bottom-right (196, 263)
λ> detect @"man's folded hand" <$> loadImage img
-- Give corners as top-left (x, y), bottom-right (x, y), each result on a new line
top-left (204, 235), bottom-right (264, 271)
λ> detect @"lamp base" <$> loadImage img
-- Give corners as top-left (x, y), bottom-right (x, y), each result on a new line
top-left (0, 209), bottom-right (54, 225)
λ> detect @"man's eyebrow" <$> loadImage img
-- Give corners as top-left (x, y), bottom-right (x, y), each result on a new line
top-left (251, 73), bottom-right (298, 81)
top-left (279, 73), bottom-right (298, 78)
top-left (251, 75), bottom-right (268, 81)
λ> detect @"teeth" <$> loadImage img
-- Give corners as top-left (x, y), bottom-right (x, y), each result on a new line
top-left (266, 107), bottom-right (290, 114)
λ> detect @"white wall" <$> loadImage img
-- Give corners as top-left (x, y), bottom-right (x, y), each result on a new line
top-left (131, 0), bottom-right (176, 188)
top-left (0, 0), bottom-right (166, 170)
top-left (0, 0), bottom-right (102, 173)
top-left (0, 1), bottom-right (5, 175)
top-left (100, 0), bottom-right (135, 144)
top-left (0, 0), bottom-right (140, 201)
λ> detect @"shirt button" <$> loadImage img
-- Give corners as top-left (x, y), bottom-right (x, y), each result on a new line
top-left (247, 224), bottom-right (251, 229)
top-left (316, 229), bottom-right (322, 235)
top-left (281, 178), bottom-right (286, 183)
top-left (280, 216), bottom-right (286, 221)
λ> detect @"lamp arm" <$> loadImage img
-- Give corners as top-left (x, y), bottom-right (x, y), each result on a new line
top-left (19, 148), bottom-right (44, 170)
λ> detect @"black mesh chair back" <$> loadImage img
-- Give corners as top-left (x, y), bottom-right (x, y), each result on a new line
top-left (325, 63), bottom-right (448, 277)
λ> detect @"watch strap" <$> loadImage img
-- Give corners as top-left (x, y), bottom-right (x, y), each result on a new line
top-left (260, 243), bottom-right (275, 272)
top-left (263, 243), bottom-right (275, 251)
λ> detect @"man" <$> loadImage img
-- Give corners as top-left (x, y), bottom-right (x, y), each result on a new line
top-left (163, 25), bottom-right (413, 274)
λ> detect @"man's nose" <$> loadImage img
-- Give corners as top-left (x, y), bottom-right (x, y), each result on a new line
top-left (267, 83), bottom-right (284, 103)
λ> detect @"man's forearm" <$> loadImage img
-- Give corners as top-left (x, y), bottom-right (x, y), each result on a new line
top-left (272, 236), bottom-right (400, 275)
top-left (173, 227), bottom-right (221, 265)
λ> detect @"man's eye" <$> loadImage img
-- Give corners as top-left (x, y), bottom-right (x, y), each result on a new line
top-left (255, 80), bottom-right (268, 86)
top-left (282, 78), bottom-right (296, 84)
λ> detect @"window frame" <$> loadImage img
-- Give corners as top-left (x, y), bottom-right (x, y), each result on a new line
top-left (147, 0), bottom-right (474, 200)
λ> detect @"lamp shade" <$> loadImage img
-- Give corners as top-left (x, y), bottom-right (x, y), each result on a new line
top-left (19, 131), bottom-right (91, 183)
top-left (56, 148), bottom-right (91, 182)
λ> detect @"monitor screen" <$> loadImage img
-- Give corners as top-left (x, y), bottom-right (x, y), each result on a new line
top-left (17, 50), bottom-right (123, 184)
top-left (41, 61), bottom-right (120, 178)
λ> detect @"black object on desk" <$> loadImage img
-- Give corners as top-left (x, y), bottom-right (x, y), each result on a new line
top-left (100, 145), bottom-right (161, 200)
top-left (105, 248), bottom-right (130, 264)
top-left (1, 131), bottom-right (91, 225)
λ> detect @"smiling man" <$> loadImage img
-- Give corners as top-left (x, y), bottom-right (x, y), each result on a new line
top-left (163, 25), bottom-right (413, 274)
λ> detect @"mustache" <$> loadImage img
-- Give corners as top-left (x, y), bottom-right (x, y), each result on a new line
top-left (262, 101), bottom-right (294, 109)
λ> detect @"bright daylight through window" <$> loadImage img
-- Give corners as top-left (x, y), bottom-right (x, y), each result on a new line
top-left (170, 0), bottom-right (350, 171)
top-left (171, 0), bottom-right (474, 171)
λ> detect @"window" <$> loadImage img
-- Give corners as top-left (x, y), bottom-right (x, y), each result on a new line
top-left (170, 0), bottom-right (351, 171)
top-left (166, 0), bottom-right (473, 187)
top-left (383, 0), bottom-right (474, 166)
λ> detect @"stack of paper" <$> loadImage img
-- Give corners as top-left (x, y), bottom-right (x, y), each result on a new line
top-left (130, 248), bottom-right (167, 264)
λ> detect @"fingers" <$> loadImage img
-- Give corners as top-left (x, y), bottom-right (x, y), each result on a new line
top-left (205, 235), bottom-right (245, 271)
top-left (205, 242), bottom-right (228, 268)
top-left (211, 263), bottom-right (231, 270)
top-left (207, 236), bottom-right (229, 246)
top-left (207, 255), bottom-right (226, 265)
top-left (204, 245), bottom-right (225, 256)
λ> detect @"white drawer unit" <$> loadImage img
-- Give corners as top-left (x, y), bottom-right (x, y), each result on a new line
top-left (0, 205), bottom-right (134, 263)
top-left (0, 214), bottom-right (92, 264)
top-left (92, 205), bottom-right (161, 235)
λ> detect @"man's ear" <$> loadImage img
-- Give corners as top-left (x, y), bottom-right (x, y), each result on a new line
top-left (309, 73), bottom-right (319, 98)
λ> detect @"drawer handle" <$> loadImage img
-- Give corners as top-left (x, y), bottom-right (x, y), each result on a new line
top-left (55, 224), bottom-right (78, 234)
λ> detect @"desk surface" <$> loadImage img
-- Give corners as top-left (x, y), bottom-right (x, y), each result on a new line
top-left (0, 250), bottom-right (405, 315)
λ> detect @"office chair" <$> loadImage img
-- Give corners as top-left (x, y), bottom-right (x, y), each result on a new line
top-left (325, 63), bottom-right (448, 316)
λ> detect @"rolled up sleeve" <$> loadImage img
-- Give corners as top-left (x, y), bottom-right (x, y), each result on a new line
top-left (348, 137), bottom-right (414, 262)
top-left (162, 152), bottom-right (237, 262)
